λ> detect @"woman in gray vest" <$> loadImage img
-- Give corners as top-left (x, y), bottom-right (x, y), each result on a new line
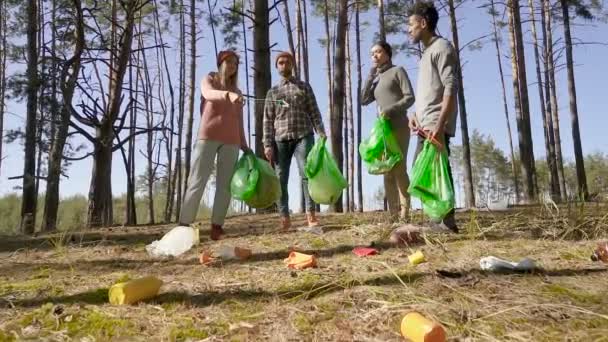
top-left (361, 41), bottom-right (415, 221)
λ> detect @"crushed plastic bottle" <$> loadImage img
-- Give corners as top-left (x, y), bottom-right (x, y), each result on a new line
top-left (146, 226), bottom-right (199, 257)
top-left (217, 245), bottom-right (252, 261)
top-left (590, 242), bottom-right (608, 263)
top-left (479, 256), bottom-right (537, 272)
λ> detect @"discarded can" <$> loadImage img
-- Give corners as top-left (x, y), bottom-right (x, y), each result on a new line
top-left (401, 312), bottom-right (446, 342)
top-left (408, 250), bottom-right (426, 265)
top-left (109, 276), bottom-right (163, 305)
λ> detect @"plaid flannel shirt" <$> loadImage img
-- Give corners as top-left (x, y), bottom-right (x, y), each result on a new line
top-left (263, 77), bottom-right (325, 147)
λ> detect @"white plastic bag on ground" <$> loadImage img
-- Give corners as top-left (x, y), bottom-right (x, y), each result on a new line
top-left (146, 226), bottom-right (199, 257)
top-left (480, 256), bottom-right (537, 272)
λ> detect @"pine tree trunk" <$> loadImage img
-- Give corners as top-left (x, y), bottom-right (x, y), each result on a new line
top-left (529, 0), bottom-right (559, 201)
top-left (242, 0), bottom-right (252, 214)
top-left (447, 0), bottom-right (475, 208)
top-left (184, 0), bottom-right (197, 194)
top-left (490, 0), bottom-right (520, 204)
top-left (302, 0), bottom-right (310, 82)
top-left (295, 0), bottom-right (303, 79)
top-left (207, 0), bottom-right (218, 56)
top-left (377, 0), bottom-right (386, 41)
top-left (282, 1), bottom-right (297, 63)
top-left (344, 51), bottom-right (350, 212)
top-left (88, 0), bottom-right (138, 228)
top-left (355, 3), bottom-right (363, 212)
top-left (138, 30), bottom-right (156, 224)
top-left (347, 27), bottom-right (355, 212)
top-left (152, 0), bottom-right (176, 222)
top-left (543, 0), bottom-right (567, 199)
top-left (49, 0), bottom-right (58, 161)
top-left (42, 0), bottom-right (85, 231)
top-left (560, 0), bottom-right (588, 201)
top-left (124, 51), bottom-right (137, 226)
top-left (330, 0), bottom-right (347, 213)
top-left (539, 0), bottom-right (561, 201)
top-left (253, 0), bottom-right (271, 156)
top-left (0, 0), bottom-right (5, 178)
top-left (174, 0), bottom-right (186, 221)
top-left (22, 0), bottom-right (40, 234)
top-left (323, 0), bottom-right (333, 124)
top-left (508, 0), bottom-right (536, 203)
top-left (35, 0), bottom-right (45, 200)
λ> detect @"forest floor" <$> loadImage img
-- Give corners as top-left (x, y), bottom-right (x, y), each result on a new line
top-left (0, 203), bottom-right (607, 341)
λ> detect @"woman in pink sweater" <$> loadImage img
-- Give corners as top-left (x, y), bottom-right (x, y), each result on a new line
top-left (179, 50), bottom-right (250, 240)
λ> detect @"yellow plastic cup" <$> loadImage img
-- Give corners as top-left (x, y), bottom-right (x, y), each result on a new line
top-left (109, 276), bottom-right (163, 305)
top-left (408, 250), bottom-right (426, 265)
top-left (401, 312), bottom-right (446, 342)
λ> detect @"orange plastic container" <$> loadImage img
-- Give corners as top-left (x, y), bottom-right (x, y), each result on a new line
top-left (401, 312), bottom-right (446, 342)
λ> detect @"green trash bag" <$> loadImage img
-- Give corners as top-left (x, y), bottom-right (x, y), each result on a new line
top-left (305, 137), bottom-right (347, 204)
top-left (358, 117), bottom-right (403, 175)
top-left (230, 151), bottom-right (281, 209)
top-left (407, 140), bottom-right (455, 221)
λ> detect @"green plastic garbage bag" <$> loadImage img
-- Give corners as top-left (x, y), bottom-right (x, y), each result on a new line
top-left (305, 137), bottom-right (347, 204)
top-left (407, 140), bottom-right (455, 221)
top-left (230, 151), bottom-right (281, 209)
top-left (358, 117), bottom-right (403, 175)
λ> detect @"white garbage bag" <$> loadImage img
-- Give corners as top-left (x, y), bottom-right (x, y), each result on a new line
top-left (146, 226), bottom-right (199, 257)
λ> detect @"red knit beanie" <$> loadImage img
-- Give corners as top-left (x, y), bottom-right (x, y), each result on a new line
top-left (217, 50), bottom-right (239, 67)
top-left (275, 51), bottom-right (295, 68)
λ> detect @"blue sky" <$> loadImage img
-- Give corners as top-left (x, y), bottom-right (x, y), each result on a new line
top-left (1, 1), bottom-right (606, 212)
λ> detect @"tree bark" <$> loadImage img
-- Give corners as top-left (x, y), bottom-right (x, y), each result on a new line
top-left (447, 0), bottom-right (475, 208)
top-left (330, 0), bottom-right (347, 213)
top-left (346, 26), bottom-right (355, 212)
top-left (87, 0), bottom-right (139, 228)
top-left (253, 0), bottom-right (271, 156)
top-left (508, 0), bottom-right (536, 203)
top-left (529, 0), bottom-right (559, 201)
top-left (302, 0), bottom-right (310, 82)
top-left (543, 0), bottom-right (567, 199)
top-left (22, 0), bottom-right (40, 234)
top-left (152, 0), bottom-right (176, 222)
top-left (0, 0), bottom-right (7, 179)
top-left (42, 0), bottom-right (85, 232)
top-left (184, 0), bottom-right (197, 195)
top-left (282, 0), bottom-right (297, 65)
top-left (539, 0), bottom-right (561, 201)
top-left (138, 29), bottom-right (156, 224)
top-left (560, 0), bottom-right (588, 201)
top-left (242, 0), bottom-right (252, 211)
top-left (355, 2), bottom-right (363, 212)
top-left (174, 0), bottom-right (186, 221)
top-left (323, 0), bottom-right (333, 127)
top-left (377, 0), bottom-right (386, 41)
top-left (489, 0), bottom-right (520, 204)
top-left (207, 0), bottom-right (218, 56)
top-left (295, 0), bottom-right (303, 79)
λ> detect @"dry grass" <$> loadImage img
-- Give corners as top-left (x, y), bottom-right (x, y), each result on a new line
top-left (0, 204), bottom-right (607, 341)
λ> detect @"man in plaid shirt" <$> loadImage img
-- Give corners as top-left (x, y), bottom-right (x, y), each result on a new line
top-left (263, 51), bottom-right (327, 231)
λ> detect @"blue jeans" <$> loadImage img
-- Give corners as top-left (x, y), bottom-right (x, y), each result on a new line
top-left (275, 134), bottom-right (315, 216)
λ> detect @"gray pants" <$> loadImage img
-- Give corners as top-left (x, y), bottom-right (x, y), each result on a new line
top-left (179, 140), bottom-right (239, 226)
top-left (275, 134), bottom-right (315, 216)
